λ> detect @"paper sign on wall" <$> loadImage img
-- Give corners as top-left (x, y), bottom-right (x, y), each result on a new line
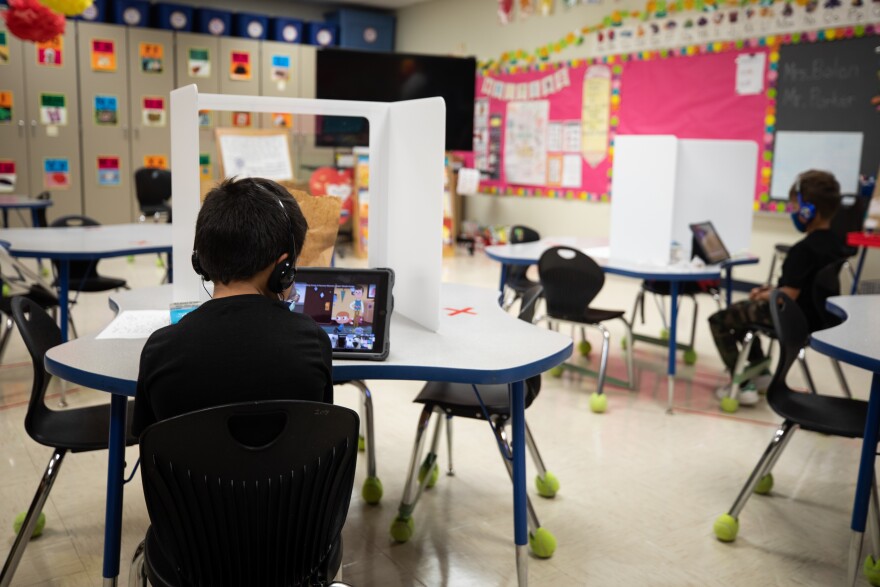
top-left (188, 48), bottom-right (210, 78)
top-left (36, 37), bottom-right (62, 67)
top-left (199, 153), bottom-right (212, 180)
top-left (39, 93), bottom-right (67, 125)
top-left (91, 39), bottom-right (116, 72)
top-left (271, 113), bottom-right (293, 128)
top-left (140, 42), bottom-right (163, 73)
top-left (232, 111), bottom-right (251, 127)
top-left (143, 155), bottom-right (168, 169)
top-left (229, 51), bottom-right (251, 80)
top-left (735, 53), bottom-right (766, 95)
top-left (94, 94), bottom-right (118, 125)
top-left (0, 91), bottom-right (11, 124)
top-left (581, 65), bottom-right (611, 167)
top-left (0, 161), bottom-right (15, 193)
top-left (44, 158), bottom-right (70, 189)
top-left (142, 96), bottom-right (166, 127)
top-left (271, 54), bottom-right (290, 89)
top-left (97, 156), bottom-right (121, 186)
top-left (0, 32), bottom-right (9, 65)
top-left (198, 110), bottom-right (212, 127)
top-left (504, 100), bottom-right (550, 186)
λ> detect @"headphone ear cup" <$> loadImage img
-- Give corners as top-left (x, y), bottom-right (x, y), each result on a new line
top-left (268, 260), bottom-right (294, 294)
top-left (191, 251), bottom-right (210, 281)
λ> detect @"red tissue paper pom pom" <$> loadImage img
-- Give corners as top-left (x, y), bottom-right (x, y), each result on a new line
top-left (2, 0), bottom-right (66, 43)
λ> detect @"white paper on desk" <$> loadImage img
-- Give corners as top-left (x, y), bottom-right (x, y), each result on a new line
top-left (96, 311), bottom-right (170, 340)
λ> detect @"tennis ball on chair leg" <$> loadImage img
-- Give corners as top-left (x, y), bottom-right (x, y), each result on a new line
top-left (713, 514), bottom-right (739, 542)
top-left (13, 512), bottom-right (46, 539)
top-left (577, 340), bottom-right (592, 356)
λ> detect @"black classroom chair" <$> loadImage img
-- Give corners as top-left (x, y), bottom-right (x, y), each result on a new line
top-left (134, 168), bottom-right (172, 223)
top-left (49, 215), bottom-right (129, 294)
top-left (501, 225), bottom-right (541, 310)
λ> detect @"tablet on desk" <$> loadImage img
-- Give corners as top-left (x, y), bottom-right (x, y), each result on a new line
top-left (689, 221), bottom-right (731, 265)
top-left (288, 267), bottom-right (394, 360)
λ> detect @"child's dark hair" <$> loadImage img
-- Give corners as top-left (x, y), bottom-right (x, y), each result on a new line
top-left (789, 169), bottom-right (841, 220)
top-left (194, 177), bottom-right (308, 284)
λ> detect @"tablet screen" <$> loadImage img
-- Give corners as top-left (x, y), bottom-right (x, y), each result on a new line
top-left (287, 268), bottom-right (393, 360)
top-left (689, 221), bottom-right (730, 265)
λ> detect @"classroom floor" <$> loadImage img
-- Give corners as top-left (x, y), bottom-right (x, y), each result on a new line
top-left (0, 248), bottom-right (875, 586)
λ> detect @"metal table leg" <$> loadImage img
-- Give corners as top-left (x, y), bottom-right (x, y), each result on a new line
top-left (510, 379), bottom-right (528, 586)
top-left (102, 395), bottom-right (128, 586)
top-left (849, 374), bottom-right (880, 586)
top-left (666, 281), bottom-right (679, 414)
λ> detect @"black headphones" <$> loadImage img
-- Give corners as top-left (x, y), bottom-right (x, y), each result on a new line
top-left (191, 195), bottom-right (297, 294)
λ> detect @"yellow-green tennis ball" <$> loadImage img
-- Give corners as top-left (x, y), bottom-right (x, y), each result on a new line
top-left (577, 340), bottom-right (592, 356)
top-left (361, 476), bottom-right (383, 505)
top-left (713, 514), bottom-right (739, 542)
top-left (590, 392), bottom-right (608, 414)
top-left (1, 284), bottom-right (10, 297)
top-left (13, 512), bottom-right (46, 538)
top-left (529, 527), bottom-right (557, 558)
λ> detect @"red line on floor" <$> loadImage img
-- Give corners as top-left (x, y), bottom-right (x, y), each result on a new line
top-left (672, 405), bottom-right (780, 427)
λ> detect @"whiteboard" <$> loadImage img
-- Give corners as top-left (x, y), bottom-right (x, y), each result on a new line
top-left (770, 131), bottom-right (863, 199)
top-left (216, 132), bottom-right (294, 181)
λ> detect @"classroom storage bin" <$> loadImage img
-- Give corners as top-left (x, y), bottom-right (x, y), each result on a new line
top-left (77, 0), bottom-right (106, 22)
top-left (113, 0), bottom-right (150, 27)
top-left (325, 8), bottom-right (395, 52)
top-left (271, 17), bottom-right (304, 44)
top-left (155, 3), bottom-right (194, 31)
top-left (197, 9), bottom-right (232, 36)
top-left (307, 22), bottom-right (337, 47)
top-left (234, 13), bottom-right (269, 40)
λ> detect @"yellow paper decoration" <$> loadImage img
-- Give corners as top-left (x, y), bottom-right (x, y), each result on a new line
top-left (39, 0), bottom-right (93, 16)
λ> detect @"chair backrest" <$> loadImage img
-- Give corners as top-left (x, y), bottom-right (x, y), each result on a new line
top-left (812, 259), bottom-right (846, 329)
top-left (10, 297), bottom-right (61, 437)
top-left (0, 241), bottom-right (56, 297)
top-left (139, 400), bottom-right (359, 587)
top-left (34, 191), bottom-right (51, 227)
top-left (538, 246), bottom-right (605, 321)
top-left (831, 193), bottom-right (871, 257)
top-left (505, 225), bottom-right (541, 285)
top-left (49, 215), bottom-right (102, 279)
top-left (767, 290), bottom-right (810, 401)
top-left (134, 168), bottom-right (172, 208)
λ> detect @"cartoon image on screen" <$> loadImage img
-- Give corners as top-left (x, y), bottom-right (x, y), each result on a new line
top-left (289, 282), bottom-right (377, 351)
top-left (690, 221), bottom-right (730, 265)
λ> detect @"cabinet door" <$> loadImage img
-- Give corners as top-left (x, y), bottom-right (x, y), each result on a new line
top-left (23, 28), bottom-right (83, 221)
top-left (259, 40), bottom-right (299, 130)
top-left (77, 22), bottom-right (132, 223)
top-left (175, 32), bottom-right (220, 183)
top-left (0, 25), bottom-right (31, 212)
top-left (128, 29), bottom-right (173, 185)
top-left (218, 37), bottom-right (261, 130)
top-left (295, 45), bottom-right (334, 176)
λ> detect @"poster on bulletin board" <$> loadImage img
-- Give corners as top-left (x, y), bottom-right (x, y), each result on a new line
top-left (476, 62), bottom-right (619, 200)
top-left (91, 39), bottom-right (117, 72)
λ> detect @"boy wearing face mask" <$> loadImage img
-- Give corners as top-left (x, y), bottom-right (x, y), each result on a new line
top-left (708, 169), bottom-right (846, 405)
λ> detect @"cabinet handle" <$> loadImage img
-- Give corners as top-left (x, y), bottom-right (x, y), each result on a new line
top-left (17, 120), bottom-right (25, 137)
top-left (134, 127), bottom-right (140, 140)
top-left (30, 120), bottom-right (37, 137)
top-left (123, 126), bottom-right (129, 139)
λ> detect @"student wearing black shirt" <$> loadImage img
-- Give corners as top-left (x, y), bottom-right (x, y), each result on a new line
top-left (133, 177), bottom-right (333, 436)
top-left (708, 170), bottom-right (846, 405)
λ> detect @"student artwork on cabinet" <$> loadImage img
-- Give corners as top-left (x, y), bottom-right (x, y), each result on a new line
top-left (476, 62), bottom-right (619, 200)
top-left (0, 91), bottom-right (11, 124)
top-left (0, 161), bottom-right (15, 193)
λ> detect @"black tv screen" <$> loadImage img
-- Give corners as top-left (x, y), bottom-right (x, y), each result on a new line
top-left (316, 48), bottom-right (476, 151)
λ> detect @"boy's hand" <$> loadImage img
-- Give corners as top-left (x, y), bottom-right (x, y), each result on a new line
top-left (749, 284), bottom-right (772, 301)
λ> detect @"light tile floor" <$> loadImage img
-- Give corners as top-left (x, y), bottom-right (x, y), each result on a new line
top-left (0, 248), bottom-right (875, 586)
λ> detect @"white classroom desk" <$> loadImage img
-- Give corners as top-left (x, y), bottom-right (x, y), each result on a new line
top-left (0, 224), bottom-right (173, 342)
top-left (810, 295), bottom-right (880, 587)
top-left (485, 238), bottom-right (758, 411)
top-left (0, 195), bottom-right (52, 228)
top-left (45, 283), bottom-right (573, 587)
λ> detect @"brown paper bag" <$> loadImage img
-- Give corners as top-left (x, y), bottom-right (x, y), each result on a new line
top-left (279, 181), bottom-right (342, 268)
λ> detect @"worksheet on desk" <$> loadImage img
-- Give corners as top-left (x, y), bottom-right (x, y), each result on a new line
top-left (96, 311), bottom-right (170, 339)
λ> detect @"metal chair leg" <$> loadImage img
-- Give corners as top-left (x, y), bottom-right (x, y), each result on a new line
top-left (594, 323), bottom-right (611, 396)
top-left (687, 294), bottom-right (699, 350)
top-left (869, 476), bottom-right (880, 558)
top-left (832, 359), bottom-right (853, 399)
top-left (0, 449), bottom-right (67, 587)
top-left (620, 317), bottom-right (635, 390)
top-left (350, 380), bottom-right (376, 479)
top-left (492, 418), bottom-right (541, 536)
top-left (0, 315), bottom-right (14, 364)
top-left (726, 421), bottom-right (798, 520)
top-left (729, 332), bottom-right (756, 401)
top-left (797, 348), bottom-right (818, 395)
top-left (128, 539), bottom-right (147, 587)
top-left (524, 422), bottom-right (549, 480)
top-left (445, 414), bottom-right (454, 476)
top-left (396, 406), bottom-right (436, 520)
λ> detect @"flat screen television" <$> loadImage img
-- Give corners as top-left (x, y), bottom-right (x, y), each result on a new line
top-left (316, 48), bottom-right (476, 151)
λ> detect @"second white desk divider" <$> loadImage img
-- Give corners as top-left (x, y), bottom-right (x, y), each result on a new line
top-left (610, 135), bottom-right (758, 266)
top-left (171, 85), bottom-right (445, 332)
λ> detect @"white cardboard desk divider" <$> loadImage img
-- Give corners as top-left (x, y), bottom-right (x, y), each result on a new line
top-left (610, 135), bottom-right (757, 265)
top-left (170, 85), bottom-right (445, 332)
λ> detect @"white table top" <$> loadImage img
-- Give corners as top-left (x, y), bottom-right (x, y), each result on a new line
top-left (0, 223), bottom-right (172, 259)
top-left (0, 195), bottom-right (52, 207)
top-left (484, 236), bottom-right (750, 281)
top-left (46, 283), bottom-right (574, 395)
top-left (810, 295), bottom-right (880, 373)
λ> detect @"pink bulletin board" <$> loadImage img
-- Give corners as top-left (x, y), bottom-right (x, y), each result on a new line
top-left (474, 61), bottom-right (622, 201)
top-left (617, 47), bottom-right (773, 206)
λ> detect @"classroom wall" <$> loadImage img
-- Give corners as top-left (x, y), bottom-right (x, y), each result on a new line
top-left (396, 0), bottom-right (880, 284)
